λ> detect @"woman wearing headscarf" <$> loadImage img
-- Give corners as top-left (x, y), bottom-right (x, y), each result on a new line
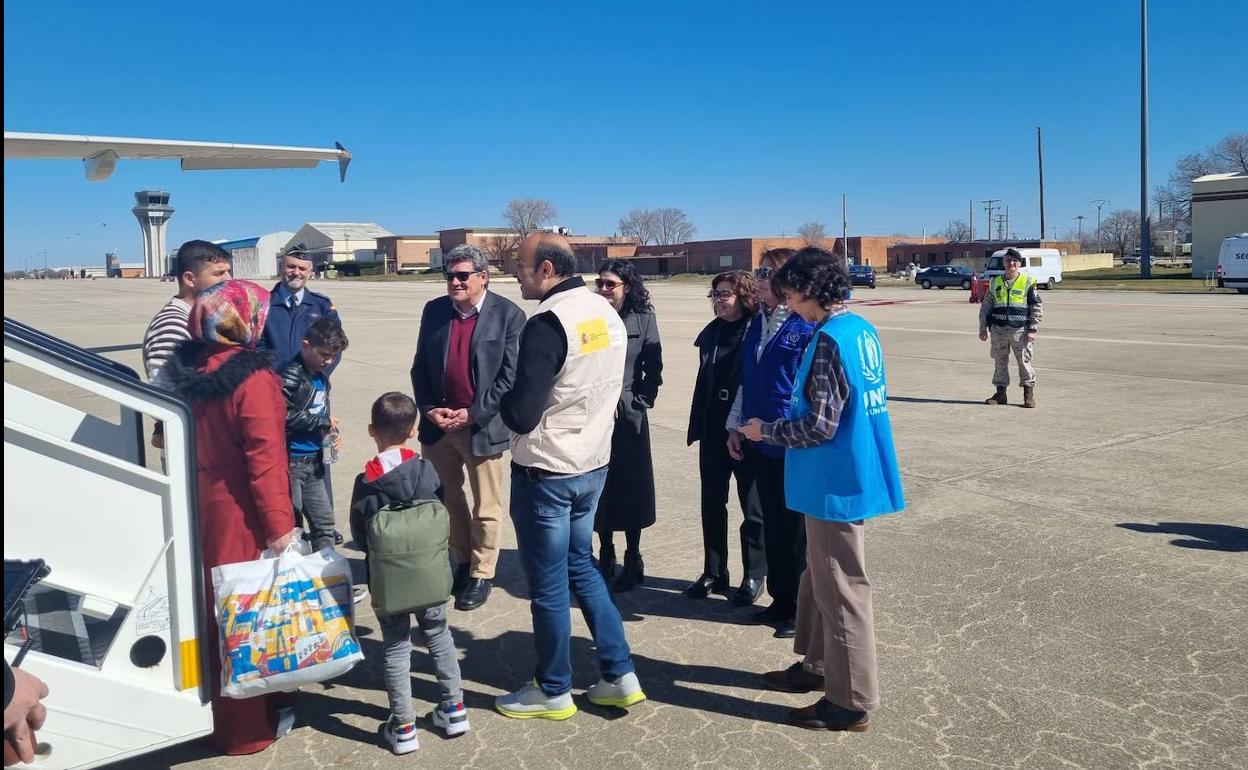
top-left (166, 279), bottom-right (297, 755)
top-left (592, 259), bottom-right (664, 592)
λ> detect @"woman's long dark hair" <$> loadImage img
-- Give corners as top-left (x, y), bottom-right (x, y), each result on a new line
top-left (598, 259), bottom-right (653, 314)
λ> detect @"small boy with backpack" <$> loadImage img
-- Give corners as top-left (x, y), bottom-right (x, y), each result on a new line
top-left (348, 392), bottom-right (469, 754)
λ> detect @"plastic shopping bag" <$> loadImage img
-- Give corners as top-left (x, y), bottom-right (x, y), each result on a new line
top-left (212, 542), bottom-right (363, 699)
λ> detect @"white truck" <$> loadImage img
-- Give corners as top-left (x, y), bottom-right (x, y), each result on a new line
top-left (1216, 233), bottom-right (1248, 294)
top-left (984, 247), bottom-right (1063, 289)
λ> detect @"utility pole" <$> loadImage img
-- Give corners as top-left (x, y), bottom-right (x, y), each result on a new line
top-left (994, 214), bottom-right (1007, 241)
top-left (1140, 0), bottom-right (1151, 278)
top-left (1037, 126), bottom-right (1046, 240)
top-left (1004, 207), bottom-right (1010, 241)
top-left (982, 199), bottom-right (1000, 242)
top-left (842, 193), bottom-right (849, 264)
top-left (1075, 215), bottom-right (1085, 245)
top-left (969, 199), bottom-right (975, 242)
top-left (1091, 199), bottom-right (1109, 253)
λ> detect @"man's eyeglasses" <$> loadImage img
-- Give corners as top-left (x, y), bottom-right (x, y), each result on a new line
top-left (707, 290), bottom-right (735, 301)
top-left (754, 266), bottom-right (774, 279)
top-left (444, 270), bottom-right (480, 283)
top-left (595, 278), bottom-right (623, 290)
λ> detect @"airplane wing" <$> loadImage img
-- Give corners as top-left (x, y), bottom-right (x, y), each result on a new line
top-left (3, 131), bottom-right (351, 182)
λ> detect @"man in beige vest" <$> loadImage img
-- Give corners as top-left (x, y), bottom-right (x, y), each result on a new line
top-left (494, 233), bottom-right (647, 721)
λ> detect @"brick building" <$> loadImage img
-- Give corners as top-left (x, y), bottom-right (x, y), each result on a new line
top-left (376, 234), bottom-right (440, 273)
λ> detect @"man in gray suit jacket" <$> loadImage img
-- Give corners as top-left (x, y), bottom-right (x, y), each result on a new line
top-left (412, 244), bottom-right (526, 611)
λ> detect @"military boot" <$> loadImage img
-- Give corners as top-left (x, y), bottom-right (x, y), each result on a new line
top-left (1023, 385), bottom-right (1036, 408)
top-left (985, 387), bottom-right (1008, 405)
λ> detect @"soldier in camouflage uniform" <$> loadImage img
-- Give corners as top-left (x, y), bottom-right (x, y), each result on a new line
top-left (979, 249), bottom-right (1043, 408)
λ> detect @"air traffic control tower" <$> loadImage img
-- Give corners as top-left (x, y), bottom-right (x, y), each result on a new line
top-left (132, 190), bottom-right (174, 277)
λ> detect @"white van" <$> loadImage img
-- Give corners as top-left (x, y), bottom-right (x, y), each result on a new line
top-left (984, 248), bottom-right (1063, 289)
top-left (1216, 233), bottom-right (1248, 294)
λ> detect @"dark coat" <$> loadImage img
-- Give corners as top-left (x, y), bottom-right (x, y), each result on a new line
top-left (410, 291), bottom-right (526, 457)
top-left (687, 314), bottom-right (752, 445)
top-left (166, 343), bottom-right (293, 756)
top-left (595, 310), bottom-right (663, 533)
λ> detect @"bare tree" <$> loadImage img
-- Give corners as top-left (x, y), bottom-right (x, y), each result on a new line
top-left (797, 221), bottom-right (828, 246)
top-left (1211, 132), bottom-right (1248, 173)
top-left (939, 219), bottom-right (972, 242)
top-left (1100, 209), bottom-right (1141, 257)
top-left (652, 208), bottom-right (696, 245)
top-left (479, 235), bottom-right (518, 266)
top-left (618, 209), bottom-right (658, 245)
top-left (1155, 131), bottom-right (1248, 223)
top-left (503, 198), bottom-right (558, 240)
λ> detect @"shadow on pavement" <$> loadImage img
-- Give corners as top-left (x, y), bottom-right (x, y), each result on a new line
top-left (888, 396), bottom-right (985, 406)
top-left (1117, 522), bottom-right (1248, 552)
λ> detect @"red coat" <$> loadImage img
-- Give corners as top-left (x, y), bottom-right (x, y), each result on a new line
top-left (171, 344), bottom-right (294, 755)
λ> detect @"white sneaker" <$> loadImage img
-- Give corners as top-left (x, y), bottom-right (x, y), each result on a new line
top-left (352, 585), bottom-right (369, 605)
top-left (586, 672), bottom-right (647, 708)
top-left (381, 716), bottom-right (419, 755)
top-left (495, 680), bottom-right (577, 720)
top-left (430, 701), bottom-right (471, 736)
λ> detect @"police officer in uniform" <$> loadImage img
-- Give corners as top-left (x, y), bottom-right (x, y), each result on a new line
top-left (979, 248), bottom-right (1043, 408)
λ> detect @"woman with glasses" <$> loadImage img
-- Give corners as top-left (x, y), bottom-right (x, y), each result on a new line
top-left (591, 260), bottom-right (664, 591)
top-left (740, 247), bottom-right (904, 732)
top-left (685, 270), bottom-right (767, 604)
top-left (726, 248), bottom-right (815, 639)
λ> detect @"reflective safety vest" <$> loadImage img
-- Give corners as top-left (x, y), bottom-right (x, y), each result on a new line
top-left (987, 274), bottom-right (1035, 329)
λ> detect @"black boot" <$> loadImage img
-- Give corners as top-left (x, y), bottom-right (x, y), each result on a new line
top-left (597, 544), bottom-right (618, 582)
top-left (613, 551), bottom-right (645, 593)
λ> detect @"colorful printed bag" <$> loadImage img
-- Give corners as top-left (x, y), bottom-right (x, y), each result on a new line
top-left (212, 542), bottom-right (363, 698)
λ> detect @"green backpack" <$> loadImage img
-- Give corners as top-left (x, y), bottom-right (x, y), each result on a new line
top-left (366, 498), bottom-right (453, 617)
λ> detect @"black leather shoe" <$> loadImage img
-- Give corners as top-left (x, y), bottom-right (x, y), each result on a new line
top-left (732, 577), bottom-right (765, 607)
top-left (455, 578), bottom-right (491, 611)
top-left (597, 546), bottom-right (618, 582)
top-left (452, 564), bottom-right (470, 596)
top-left (786, 698), bottom-right (870, 732)
top-left (773, 618), bottom-right (797, 639)
top-left (333, 529), bottom-right (345, 546)
top-left (762, 662), bottom-right (824, 693)
top-left (684, 573), bottom-right (729, 599)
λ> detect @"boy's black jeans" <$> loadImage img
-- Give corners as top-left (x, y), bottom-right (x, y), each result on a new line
top-left (289, 457), bottom-right (335, 552)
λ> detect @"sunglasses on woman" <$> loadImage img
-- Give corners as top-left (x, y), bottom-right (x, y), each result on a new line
top-left (707, 290), bottom-right (735, 300)
top-left (754, 266), bottom-right (774, 279)
top-left (595, 278), bottom-right (624, 290)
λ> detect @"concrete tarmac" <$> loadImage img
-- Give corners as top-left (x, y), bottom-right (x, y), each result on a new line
top-left (4, 278), bottom-right (1246, 769)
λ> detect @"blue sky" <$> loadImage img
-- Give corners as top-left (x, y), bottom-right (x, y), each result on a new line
top-left (5, 0), bottom-right (1246, 269)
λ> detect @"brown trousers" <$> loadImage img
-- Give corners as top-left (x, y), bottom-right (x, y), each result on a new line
top-left (792, 518), bottom-right (880, 711)
top-left (422, 429), bottom-right (505, 579)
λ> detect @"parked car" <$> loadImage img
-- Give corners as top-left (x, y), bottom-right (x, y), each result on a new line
top-left (915, 264), bottom-right (976, 290)
top-left (1121, 254), bottom-right (1142, 265)
top-left (849, 264), bottom-right (877, 288)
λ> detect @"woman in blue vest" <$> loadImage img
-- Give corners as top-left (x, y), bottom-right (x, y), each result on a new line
top-left (741, 247), bottom-right (904, 732)
top-left (726, 248), bottom-right (814, 638)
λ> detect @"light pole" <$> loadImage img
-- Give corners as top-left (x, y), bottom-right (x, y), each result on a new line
top-left (1139, 0), bottom-right (1151, 278)
top-left (1075, 215), bottom-right (1085, 246)
top-left (1091, 199), bottom-right (1109, 254)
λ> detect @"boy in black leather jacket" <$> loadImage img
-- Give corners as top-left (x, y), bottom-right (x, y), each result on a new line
top-left (281, 318), bottom-right (352, 567)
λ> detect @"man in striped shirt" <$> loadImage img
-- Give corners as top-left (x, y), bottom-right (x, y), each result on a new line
top-left (142, 240), bottom-right (234, 386)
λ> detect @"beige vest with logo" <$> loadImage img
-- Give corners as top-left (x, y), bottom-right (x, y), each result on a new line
top-left (510, 285), bottom-right (627, 474)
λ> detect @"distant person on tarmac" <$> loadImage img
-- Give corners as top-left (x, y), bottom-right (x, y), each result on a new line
top-left (979, 248), bottom-right (1043, 408)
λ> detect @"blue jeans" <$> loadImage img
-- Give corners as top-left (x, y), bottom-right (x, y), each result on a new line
top-left (510, 465), bottom-right (635, 696)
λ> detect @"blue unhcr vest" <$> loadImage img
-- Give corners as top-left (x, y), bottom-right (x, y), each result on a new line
top-left (784, 312), bottom-right (905, 522)
top-left (740, 311), bottom-right (815, 459)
